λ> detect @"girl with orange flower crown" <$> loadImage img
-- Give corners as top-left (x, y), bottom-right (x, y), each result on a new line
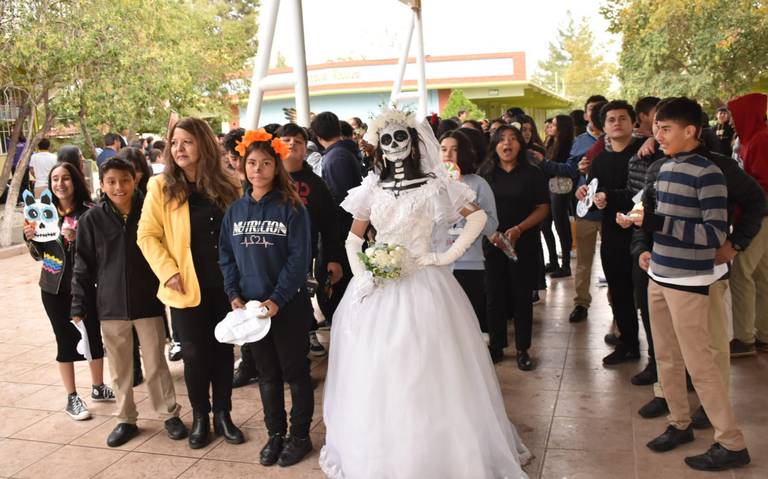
top-left (218, 129), bottom-right (316, 467)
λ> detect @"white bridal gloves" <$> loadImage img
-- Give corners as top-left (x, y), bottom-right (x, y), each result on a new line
top-left (345, 232), bottom-right (367, 277)
top-left (417, 209), bottom-right (488, 267)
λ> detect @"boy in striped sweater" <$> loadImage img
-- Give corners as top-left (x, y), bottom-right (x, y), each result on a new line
top-left (639, 97), bottom-right (750, 471)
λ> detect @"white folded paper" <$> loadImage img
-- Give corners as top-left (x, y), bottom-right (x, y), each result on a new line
top-left (70, 319), bottom-right (93, 361)
top-left (215, 300), bottom-right (271, 345)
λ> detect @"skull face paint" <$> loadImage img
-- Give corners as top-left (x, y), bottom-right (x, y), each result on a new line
top-left (380, 123), bottom-right (412, 162)
top-left (23, 189), bottom-right (60, 242)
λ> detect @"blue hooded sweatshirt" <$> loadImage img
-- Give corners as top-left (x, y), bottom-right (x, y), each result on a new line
top-left (219, 188), bottom-right (311, 308)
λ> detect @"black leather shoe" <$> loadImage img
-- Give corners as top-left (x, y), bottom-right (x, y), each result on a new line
top-left (164, 416), bottom-right (188, 440)
top-left (638, 397), bottom-right (669, 418)
top-left (647, 425), bottom-right (694, 452)
top-left (107, 423), bottom-right (139, 447)
top-left (568, 305), bottom-right (588, 323)
top-left (604, 333), bottom-right (621, 346)
top-left (213, 411), bottom-right (245, 444)
top-left (517, 350), bottom-right (533, 371)
top-left (277, 435), bottom-right (313, 467)
top-left (232, 365), bottom-right (258, 389)
top-left (684, 443), bottom-right (750, 471)
top-left (489, 347), bottom-right (504, 364)
top-left (260, 433), bottom-right (284, 466)
top-left (603, 345), bottom-right (641, 365)
top-left (691, 405), bottom-right (712, 429)
top-left (631, 362), bottom-right (657, 385)
top-left (550, 267), bottom-right (571, 278)
top-left (188, 411), bottom-right (210, 449)
top-left (544, 262), bottom-right (558, 273)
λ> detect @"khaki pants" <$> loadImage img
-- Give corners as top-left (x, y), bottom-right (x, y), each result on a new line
top-left (649, 280), bottom-right (745, 451)
top-left (573, 218), bottom-right (601, 308)
top-left (731, 216), bottom-right (768, 344)
top-left (101, 317), bottom-right (180, 424)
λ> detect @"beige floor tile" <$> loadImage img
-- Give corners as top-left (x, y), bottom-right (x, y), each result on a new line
top-left (0, 381), bottom-right (46, 407)
top-left (0, 406), bottom-right (53, 437)
top-left (9, 384), bottom-right (71, 411)
top-left (134, 425), bottom-right (224, 458)
top-left (14, 444), bottom-right (126, 479)
top-left (0, 361), bottom-right (40, 382)
top-left (526, 347), bottom-right (568, 369)
top-left (9, 362), bottom-right (67, 385)
top-left (0, 344), bottom-right (35, 362)
top-left (554, 390), bottom-right (634, 420)
top-left (548, 416), bottom-right (633, 451)
top-left (92, 451), bottom-right (198, 479)
top-left (521, 446), bottom-right (543, 479)
top-left (0, 438), bottom-right (61, 477)
top-left (495, 366), bottom-right (563, 391)
top-left (560, 367), bottom-right (633, 394)
top-left (11, 411), bottom-right (110, 444)
top-left (540, 448), bottom-right (635, 479)
top-left (502, 388), bottom-right (559, 419)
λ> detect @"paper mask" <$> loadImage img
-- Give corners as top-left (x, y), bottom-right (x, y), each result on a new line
top-left (23, 189), bottom-right (60, 242)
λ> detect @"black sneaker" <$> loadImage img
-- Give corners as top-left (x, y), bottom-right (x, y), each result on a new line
top-left (165, 416), bottom-right (189, 440)
top-left (544, 262), bottom-right (558, 273)
top-left (604, 333), bottom-right (621, 347)
top-left (91, 384), bottom-right (116, 402)
top-left (232, 365), bottom-right (258, 388)
top-left (602, 346), bottom-right (641, 365)
top-left (531, 290), bottom-right (541, 305)
top-left (65, 393), bottom-right (91, 420)
top-left (569, 305), bottom-right (588, 323)
top-left (684, 443), bottom-right (750, 471)
top-left (647, 425), bottom-right (694, 452)
top-left (730, 339), bottom-right (756, 357)
top-left (260, 433), bottom-right (284, 466)
top-left (631, 362), bottom-right (657, 386)
top-left (308, 331), bottom-right (326, 357)
top-left (107, 423), bottom-right (139, 447)
top-left (550, 267), bottom-right (571, 278)
top-left (638, 397), bottom-right (669, 418)
top-left (277, 435), bottom-right (313, 467)
top-left (691, 405), bottom-right (712, 429)
top-left (516, 350), bottom-right (533, 371)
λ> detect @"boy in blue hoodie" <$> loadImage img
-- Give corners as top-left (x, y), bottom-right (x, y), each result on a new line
top-left (218, 130), bottom-right (314, 468)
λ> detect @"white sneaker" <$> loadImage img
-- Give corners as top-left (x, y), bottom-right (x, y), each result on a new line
top-left (65, 394), bottom-right (91, 420)
top-left (309, 331), bottom-right (327, 357)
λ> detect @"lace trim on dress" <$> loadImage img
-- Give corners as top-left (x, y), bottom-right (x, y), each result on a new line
top-left (319, 446), bottom-right (345, 479)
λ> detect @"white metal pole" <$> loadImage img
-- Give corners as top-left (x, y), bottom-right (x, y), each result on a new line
top-left (413, 5), bottom-right (428, 118)
top-left (289, 0), bottom-right (310, 127)
top-left (244, 0), bottom-right (281, 129)
top-left (390, 13), bottom-right (415, 105)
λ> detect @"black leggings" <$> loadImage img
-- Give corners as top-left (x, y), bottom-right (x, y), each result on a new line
top-left (250, 292), bottom-right (314, 437)
top-left (454, 269), bottom-right (487, 332)
top-left (486, 245), bottom-right (536, 352)
top-left (632, 258), bottom-right (653, 360)
top-left (550, 192), bottom-right (573, 254)
top-left (41, 289), bottom-right (104, 362)
top-left (171, 287), bottom-right (234, 414)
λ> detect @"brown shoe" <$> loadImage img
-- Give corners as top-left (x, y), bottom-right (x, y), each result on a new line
top-left (730, 339), bottom-right (756, 357)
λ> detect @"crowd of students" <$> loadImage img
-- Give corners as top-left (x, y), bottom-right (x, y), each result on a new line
top-left (18, 89), bottom-right (768, 472)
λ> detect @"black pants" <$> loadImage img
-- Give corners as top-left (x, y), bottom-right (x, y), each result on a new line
top-left (550, 192), bottom-right (573, 254)
top-left (600, 234), bottom-right (638, 351)
top-left (540, 214), bottom-right (558, 268)
top-left (632, 258), bottom-right (654, 360)
top-left (250, 292), bottom-right (314, 437)
top-left (41, 289), bottom-right (104, 362)
top-left (454, 269), bottom-right (487, 333)
top-left (316, 254), bottom-right (351, 326)
top-left (486, 245), bottom-right (535, 352)
top-left (171, 287), bottom-right (234, 413)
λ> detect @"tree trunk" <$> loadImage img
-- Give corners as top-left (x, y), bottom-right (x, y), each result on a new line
top-left (0, 95), bottom-right (55, 248)
top-left (78, 97), bottom-right (98, 161)
top-left (0, 102), bottom-right (32, 199)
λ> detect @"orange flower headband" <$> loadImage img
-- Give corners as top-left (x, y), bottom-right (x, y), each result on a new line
top-left (235, 128), bottom-right (291, 161)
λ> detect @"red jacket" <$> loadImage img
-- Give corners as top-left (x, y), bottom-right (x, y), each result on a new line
top-left (728, 93), bottom-right (768, 194)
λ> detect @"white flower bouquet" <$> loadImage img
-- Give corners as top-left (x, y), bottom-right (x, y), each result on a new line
top-left (358, 243), bottom-right (405, 280)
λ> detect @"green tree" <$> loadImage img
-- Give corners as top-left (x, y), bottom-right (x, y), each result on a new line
top-left (533, 12), bottom-right (615, 109)
top-left (441, 89), bottom-right (485, 121)
top-left (601, 0), bottom-right (768, 110)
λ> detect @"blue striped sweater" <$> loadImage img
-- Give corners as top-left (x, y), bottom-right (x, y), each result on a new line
top-left (650, 152), bottom-right (728, 278)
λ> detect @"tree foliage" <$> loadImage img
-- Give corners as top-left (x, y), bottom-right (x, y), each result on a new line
top-left (533, 12), bottom-right (615, 109)
top-left (601, 0), bottom-right (768, 110)
top-left (441, 89), bottom-right (485, 121)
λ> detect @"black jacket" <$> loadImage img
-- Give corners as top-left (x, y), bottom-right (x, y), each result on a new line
top-left (290, 162), bottom-right (344, 265)
top-left (71, 193), bottom-right (164, 320)
top-left (631, 145), bottom-right (767, 257)
top-left (626, 142), bottom-right (664, 196)
top-left (26, 202), bottom-right (91, 295)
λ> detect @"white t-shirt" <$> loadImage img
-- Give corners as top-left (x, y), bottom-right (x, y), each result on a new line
top-left (29, 151), bottom-right (58, 188)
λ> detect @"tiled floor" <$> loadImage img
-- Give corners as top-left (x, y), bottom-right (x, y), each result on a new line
top-left (0, 250), bottom-right (766, 478)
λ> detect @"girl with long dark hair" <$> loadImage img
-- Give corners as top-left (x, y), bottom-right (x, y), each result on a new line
top-left (546, 114), bottom-right (576, 278)
top-left (23, 162), bottom-right (113, 421)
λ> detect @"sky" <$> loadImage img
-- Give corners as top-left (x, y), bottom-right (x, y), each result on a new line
top-left (270, 0), bottom-right (621, 79)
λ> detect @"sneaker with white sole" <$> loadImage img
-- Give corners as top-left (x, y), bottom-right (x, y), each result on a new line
top-left (168, 341), bottom-right (182, 361)
top-left (309, 331), bottom-right (327, 357)
top-left (65, 394), bottom-right (91, 420)
top-left (91, 383), bottom-right (116, 402)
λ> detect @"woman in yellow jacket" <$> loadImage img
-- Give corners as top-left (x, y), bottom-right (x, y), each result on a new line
top-left (138, 117), bottom-right (243, 449)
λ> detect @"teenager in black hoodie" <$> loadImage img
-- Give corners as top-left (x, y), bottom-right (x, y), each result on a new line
top-left (219, 130), bottom-right (314, 468)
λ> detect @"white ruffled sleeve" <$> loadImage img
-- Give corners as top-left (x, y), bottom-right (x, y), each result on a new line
top-left (432, 177), bottom-right (477, 227)
top-left (340, 173), bottom-right (379, 221)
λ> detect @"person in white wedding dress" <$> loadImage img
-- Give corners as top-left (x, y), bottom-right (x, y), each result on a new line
top-left (320, 108), bottom-right (532, 479)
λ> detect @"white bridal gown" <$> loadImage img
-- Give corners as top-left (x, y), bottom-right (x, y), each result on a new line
top-left (320, 173), bottom-right (531, 479)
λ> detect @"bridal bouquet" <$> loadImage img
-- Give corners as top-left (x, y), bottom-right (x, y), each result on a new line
top-left (358, 243), bottom-right (405, 280)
